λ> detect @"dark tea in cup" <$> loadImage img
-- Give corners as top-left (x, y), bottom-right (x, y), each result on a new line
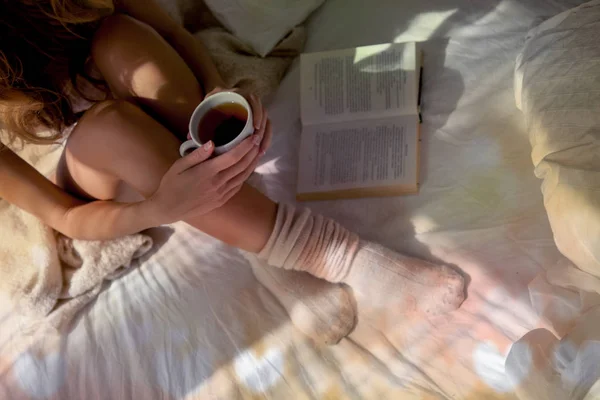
top-left (179, 91), bottom-right (254, 157)
top-left (198, 102), bottom-right (249, 147)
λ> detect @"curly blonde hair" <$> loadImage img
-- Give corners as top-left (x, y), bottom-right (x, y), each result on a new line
top-left (0, 0), bottom-right (115, 144)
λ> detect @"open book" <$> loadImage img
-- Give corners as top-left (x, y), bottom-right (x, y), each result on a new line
top-left (297, 42), bottom-right (422, 201)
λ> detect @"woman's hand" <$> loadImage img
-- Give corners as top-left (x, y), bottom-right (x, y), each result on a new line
top-left (205, 87), bottom-right (273, 156)
top-left (146, 134), bottom-right (261, 225)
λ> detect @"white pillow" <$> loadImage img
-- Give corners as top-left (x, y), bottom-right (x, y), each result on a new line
top-left (515, 0), bottom-right (600, 278)
top-left (203, 0), bottom-right (325, 57)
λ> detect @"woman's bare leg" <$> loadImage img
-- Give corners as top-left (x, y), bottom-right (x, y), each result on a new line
top-left (60, 99), bottom-right (275, 253)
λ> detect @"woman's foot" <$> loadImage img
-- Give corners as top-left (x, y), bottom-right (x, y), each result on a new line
top-left (247, 256), bottom-right (356, 345)
top-left (345, 242), bottom-right (465, 315)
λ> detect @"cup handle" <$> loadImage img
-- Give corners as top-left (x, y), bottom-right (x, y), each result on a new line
top-left (179, 140), bottom-right (198, 157)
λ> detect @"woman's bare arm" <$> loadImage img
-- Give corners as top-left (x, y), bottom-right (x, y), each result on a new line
top-left (118, 0), bottom-right (226, 92)
top-left (0, 135), bottom-right (259, 241)
top-left (0, 147), bottom-right (157, 240)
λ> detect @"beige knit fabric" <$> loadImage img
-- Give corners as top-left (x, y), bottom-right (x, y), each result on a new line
top-left (0, 195), bottom-right (153, 328)
top-left (258, 204), bottom-right (360, 282)
top-left (259, 204), bottom-right (466, 317)
top-left (0, 130), bottom-right (154, 329)
top-left (182, 0), bottom-right (306, 100)
top-left (247, 257), bottom-right (356, 345)
top-left (346, 242), bottom-right (466, 316)
top-left (195, 27), bottom-right (305, 100)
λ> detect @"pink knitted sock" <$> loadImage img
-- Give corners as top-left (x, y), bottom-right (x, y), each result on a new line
top-left (247, 257), bottom-right (356, 345)
top-left (259, 204), bottom-right (465, 316)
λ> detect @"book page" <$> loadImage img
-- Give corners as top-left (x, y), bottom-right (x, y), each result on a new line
top-left (300, 42), bottom-right (418, 126)
top-left (297, 116), bottom-right (418, 195)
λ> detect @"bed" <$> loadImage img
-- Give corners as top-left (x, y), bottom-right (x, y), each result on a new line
top-left (0, 0), bottom-right (590, 398)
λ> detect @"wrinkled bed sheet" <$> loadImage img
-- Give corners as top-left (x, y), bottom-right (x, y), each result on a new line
top-left (0, 0), bottom-right (590, 398)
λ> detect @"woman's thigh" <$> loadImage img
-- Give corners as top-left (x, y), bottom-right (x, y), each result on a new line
top-left (91, 14), bottom-right (203, 138)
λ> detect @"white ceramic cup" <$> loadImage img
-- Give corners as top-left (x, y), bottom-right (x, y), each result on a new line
top-left (179, 91), bottom-right (254, 157)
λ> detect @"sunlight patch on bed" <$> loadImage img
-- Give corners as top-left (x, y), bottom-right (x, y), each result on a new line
top-left (14, 350), bottom-right (65, 399)
top-left (393, 10), bottom-right (458, 43)
top-left (254, 157), bottom-right (281, 175)
top-left (234, 347), bottom-right (285, 393)
top-left (410, 214), bottom-right (439, 235)
top-left (482, 287), bottom-right (540, 334)
top-left (154, 345), bottom-right (212, 398)
top-left (473, 341), bottom-right (523, 392)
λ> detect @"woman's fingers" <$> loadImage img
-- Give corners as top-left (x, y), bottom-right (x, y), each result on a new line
top-left (207, 135), bottom-right (256, 171)
top-left (258, 109), bottom-right (268, 136)
top-left (218, 140), bottom-right (259, 182)
top-left (172, 141), bottom-right (214, 173)
top-left (218, 181), bottom-right (244, 207)
top-left (249, 94), bottom-right (263, 132)
top-left (223, 155), bottom-right (260, 194)
top-left (252, 99), bottom-right (269, 154)
top-left (260, 119), bottom-right (272, 156)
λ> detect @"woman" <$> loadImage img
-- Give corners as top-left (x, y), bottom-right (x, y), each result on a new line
top-left (0, 0), bottom-right (464, 336)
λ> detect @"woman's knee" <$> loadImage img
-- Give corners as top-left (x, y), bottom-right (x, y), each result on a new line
top-left (91, 13), bottom-right (198, 93)
top-left (60, 100), bottom-right (137, 200)
top-left (67, 99), bottom-right (179, 171)
top-left (67, 99), bottom-right (141, 159)
top-left (91, 13), bottom-right (202, 135)
top-left (92, 14), bottom-right (159, 66)
top-left (67, 99), bottom-right (180, 196)
top-left (91, 14), bottom-right (168, 99)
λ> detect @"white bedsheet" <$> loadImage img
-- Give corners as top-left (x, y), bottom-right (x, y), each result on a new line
top-left (0, 0), bottom-right (590, 399)
top-left (506, 2), bottom-right (600, 398)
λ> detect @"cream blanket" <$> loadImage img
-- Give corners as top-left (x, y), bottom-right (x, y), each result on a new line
top-left (0, 139), bottom-right (154, 330)
top-left (0, 6), bottom-right (304, 330)
top-left (191, 2), bottom-right (305, 100)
